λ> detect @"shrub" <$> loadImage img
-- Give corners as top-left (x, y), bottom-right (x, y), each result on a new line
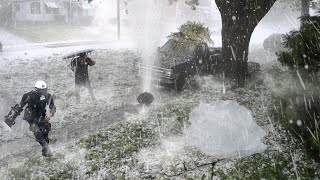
top-left (277, 15), bottom-right (320, 72)
top-left (167, 21), bottom-right (213, 46)
top-left (274, 14), bottom-right (320, 161)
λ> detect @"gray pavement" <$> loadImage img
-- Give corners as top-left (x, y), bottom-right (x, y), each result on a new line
top-left (0, 40), bottom-right (136, 59)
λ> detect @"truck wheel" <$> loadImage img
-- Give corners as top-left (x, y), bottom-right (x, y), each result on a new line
top-left (175, 73), bottom-right (187, 91)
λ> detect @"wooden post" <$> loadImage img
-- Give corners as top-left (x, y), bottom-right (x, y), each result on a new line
top-left (117, 0), bottom-right (120, 40)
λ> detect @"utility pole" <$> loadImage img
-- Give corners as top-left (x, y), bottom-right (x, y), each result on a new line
top-left (117, 0), bottom-right (120, 40)
top-left (69, 0), bottom-right (72, 24)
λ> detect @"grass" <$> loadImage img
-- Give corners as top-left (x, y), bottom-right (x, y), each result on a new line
top-left (271, 93), bottom-right (320, 162)
top-left (79, 121), bottom-right (157, 175)
top-left (214, 151), bottom-right (319, 179)
top-left (268, 69), bottom-right (320, 162)
top-left (5, 24), bottom-right (116, 43)
top-left (4, 72), bottom-right (320, 179)
top-left (8, 153), bottom-right (78, 179)
top-left (153, 85), bottom-right (320, 179)
top-left (6, 121), bottom-right (157, 179)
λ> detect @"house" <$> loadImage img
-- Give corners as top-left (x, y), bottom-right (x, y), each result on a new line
top-left (10, 0), bottom-right (94, 24)
top-left (64, 0), bottom-right (95, 25)
top-left (11, 0), bottom-right (62, 22)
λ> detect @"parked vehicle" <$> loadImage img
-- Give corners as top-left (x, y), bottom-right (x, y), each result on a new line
top-left (133, 39), bottom-right (222, 91)
top-left (134, 38), bottom-right (261, 91)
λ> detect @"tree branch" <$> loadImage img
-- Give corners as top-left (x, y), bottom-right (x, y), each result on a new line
top-left (141, 158), bottom-right (227, 178)
top-left (215, 0), bottom-right (224, 11)
top-left (251, 0), bottom-right (278, 20)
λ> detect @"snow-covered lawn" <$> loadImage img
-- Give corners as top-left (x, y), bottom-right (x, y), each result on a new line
top-left (0, 48), bottom-right (141, 168)
top-left (0, 48), bottom-right (319, 179)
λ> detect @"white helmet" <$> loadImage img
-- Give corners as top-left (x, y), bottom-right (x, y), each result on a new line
top-left (35, 80), bottom-right (47, 89)
top-left (35, 81), bottom-right (47, 96)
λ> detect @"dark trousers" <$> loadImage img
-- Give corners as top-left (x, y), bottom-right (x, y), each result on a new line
top-left (28, 118), bottom-right (51, 146)
top-left (75, 81), bottom-right (95, 103)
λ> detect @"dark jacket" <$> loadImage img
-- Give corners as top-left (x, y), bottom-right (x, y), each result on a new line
top-left (71, 57), bottom-right (95, 85)
top-left (14, 91), bottom-right (56, 122)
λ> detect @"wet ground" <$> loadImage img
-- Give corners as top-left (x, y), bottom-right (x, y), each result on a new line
top-left (0, 45), bottom-right (143, 167)
top-left (0, 40), bottom-right (181, 169)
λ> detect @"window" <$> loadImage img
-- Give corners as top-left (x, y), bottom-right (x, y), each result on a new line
top-left (30, 2), bottom-right (41, 14)
top-left (45, 7), bottom-right (59, 14)
top-left (44, 2), bottom-right (59, 14)
top-left (14, 4), bottom-right (20, 12)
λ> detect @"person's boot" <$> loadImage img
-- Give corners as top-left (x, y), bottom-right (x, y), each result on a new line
top-left (42, 142), bottom-right (52, 157)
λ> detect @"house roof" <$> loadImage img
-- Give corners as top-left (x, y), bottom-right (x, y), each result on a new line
top-left (44, 1), bottom-right (58, 9)
top-left (11, 0), bottom-right (60, 9)
top-left (80, 3), bottom-right (93, 10)
top-left (11, 0), bottom-right (40, 2)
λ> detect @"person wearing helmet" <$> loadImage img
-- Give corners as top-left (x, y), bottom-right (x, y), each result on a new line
top-left (70, 52), bottom-right (96, 103)
top-left (6, 80), bottom-right (56, 157)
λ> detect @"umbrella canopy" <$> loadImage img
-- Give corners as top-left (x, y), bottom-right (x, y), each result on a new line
top-left (62, 49), bottom-right (94, 59)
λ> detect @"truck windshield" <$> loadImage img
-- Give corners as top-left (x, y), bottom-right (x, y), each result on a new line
top-left (159, 39), bottom-right (196, 57)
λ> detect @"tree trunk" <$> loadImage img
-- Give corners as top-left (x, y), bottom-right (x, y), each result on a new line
top-left (301, 0), bottom-right (310, 16)
top-left (220, 14), bottom-right (253, 87)
top-left (215, 0), bottom-right (277, 87)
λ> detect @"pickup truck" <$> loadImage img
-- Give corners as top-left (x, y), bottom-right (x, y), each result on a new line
top-left (133, 39), bottom-right (259, 91)
top-left (133, 39), bottom-right (222, 91)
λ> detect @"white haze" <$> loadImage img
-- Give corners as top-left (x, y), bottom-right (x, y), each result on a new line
top-left (128, 0), bottom-right (173, 92)
top-left (90, 0), bottom-right (300, 47)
